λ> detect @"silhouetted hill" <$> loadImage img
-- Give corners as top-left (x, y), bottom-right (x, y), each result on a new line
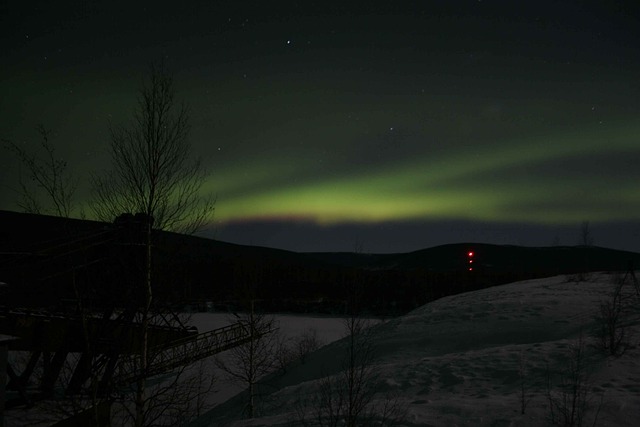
top-left (1, 210), bottom-right (639, 315)
top-left (0, 210), bottom-right (304, 263)
top-left (308, 243), bottom-right (639, 274)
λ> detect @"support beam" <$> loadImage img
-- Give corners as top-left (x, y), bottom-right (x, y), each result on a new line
top-left (5, 364), bottom-right (31, 409)
top-left (1, 335), bottom-right (20, 423)
top-left (41, 349), bottom-right (69, 396)
top-left (11, 351), bottom-right (41, 390)
top-left (66, 352), bottom-right (93, 395)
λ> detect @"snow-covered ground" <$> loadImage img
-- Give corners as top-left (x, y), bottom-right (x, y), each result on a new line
top-left (196, 272), bottom-right (640, 426)
top-left (3, 313), bottom-right (354, 427)
top-left (184, 313), bottom-right (358, 411)
top-left (6, 272), bottom-right (640, 426)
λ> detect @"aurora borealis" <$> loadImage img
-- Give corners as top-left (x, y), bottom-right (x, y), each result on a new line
top-left (1, 1), bottom-right (639, 252)
top-left (212, 121), bottom-right (640, 225)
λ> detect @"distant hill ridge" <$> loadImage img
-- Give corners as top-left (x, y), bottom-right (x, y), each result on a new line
top-left (2, 210), bottom-right (638, 271)
top-left (306, 242), bottom-right (640, 273)
top-left (2, 210), bottom-right (639, 314)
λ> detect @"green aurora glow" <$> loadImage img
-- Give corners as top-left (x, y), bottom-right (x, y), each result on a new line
top-left (210, 119), bottom-right (640, 225)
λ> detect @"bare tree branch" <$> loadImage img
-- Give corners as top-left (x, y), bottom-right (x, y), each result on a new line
top-left (3, 125), bottom-right (78, 217)
top-left (91, 61), bottom-right (215, 233)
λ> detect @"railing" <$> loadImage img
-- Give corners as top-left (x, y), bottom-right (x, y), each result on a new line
top-left (114, 322), bottom-right (275, 385)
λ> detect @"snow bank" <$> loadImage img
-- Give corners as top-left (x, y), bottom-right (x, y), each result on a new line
top-left (198, 272), bottom-right (640, 426)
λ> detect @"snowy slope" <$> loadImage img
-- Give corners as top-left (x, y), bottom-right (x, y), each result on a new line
top-left (199, 272), bottom-right (640, 426)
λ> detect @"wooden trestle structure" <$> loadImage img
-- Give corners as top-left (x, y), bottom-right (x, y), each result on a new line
top-left (0, 212), bottom-right (274, 414)
top-left (2, 309), bottom-right (272, 409)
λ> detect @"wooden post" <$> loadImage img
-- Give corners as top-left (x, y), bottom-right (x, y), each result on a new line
top-left (41, 349), bottom-right (69, 396)
top-left (1, 335), bottom-right (19, 426)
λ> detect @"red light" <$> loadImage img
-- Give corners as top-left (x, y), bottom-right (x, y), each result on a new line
top-left (468, 267), bottom-right (473, 271)
top-left (468, 251), bottom-right (474, 257)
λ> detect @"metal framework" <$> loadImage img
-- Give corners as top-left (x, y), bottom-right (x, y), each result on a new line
top-left (113, 322), bottom-right (275, 385)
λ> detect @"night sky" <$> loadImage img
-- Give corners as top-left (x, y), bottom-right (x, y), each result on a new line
top-left (1, 1), bottom-right (640, 253)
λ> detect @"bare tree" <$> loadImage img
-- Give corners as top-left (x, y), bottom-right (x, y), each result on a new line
top-left (215, 300), bottom-right (277, 418)
top-left (3, 125), bottom-right (77, 217)
top-left (328, 315), bottom-right (378, 427)
top-left (295, 327), bottom-right (322, 364)
top-left (274, 334), bottom-right (295, 375)
top-left (579, 221), bottom-right (594, 247)
top-left (91, 61), bottom-right (215, 234)
top-left (546, 333), bottom-right (602, 427)
top-left (517, 349), bottom-right (533, 415)
top-left (297, 315), bottom-right (406, 427)
top-left (274, 327), bottom-right (322, 376)
top-left (4, 63), bottom-right (215, 426)
top-left (595, 278), bottom-right (629, 357)
top-left (112, 353), bottom-right (216, 426)
top-left (90, 62), bottom-right (215, 427)
top-left (298, 247), bottom-right (406, 427)
top-left (296, 319), bottom-right (376, 427)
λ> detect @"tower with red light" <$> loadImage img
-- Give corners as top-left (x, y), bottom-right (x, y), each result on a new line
top-left (467, 250), bottom-right (474, 271)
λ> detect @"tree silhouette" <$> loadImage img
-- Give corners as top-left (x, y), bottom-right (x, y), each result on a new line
top-left (91, 61), bottom-right (214, 234)
top-left (3, 125), bottom-right (77, 217)
top-left (92, 62), bottom-right (215, 426)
